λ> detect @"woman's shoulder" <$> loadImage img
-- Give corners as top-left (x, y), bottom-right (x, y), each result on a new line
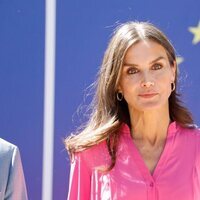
top-left (74, 140), bottom-right (110, 168)
top-left (80, 140), bottom-right (107, 155)
top-left (183, 125), bottom-right (200, 164)
top-left (177, 123), bottom-right (200, 143)
top-left (178, 123), bottom-right (200, 134)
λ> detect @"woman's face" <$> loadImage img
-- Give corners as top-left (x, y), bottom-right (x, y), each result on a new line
top-left (118, 39), bottom-right (176, 112)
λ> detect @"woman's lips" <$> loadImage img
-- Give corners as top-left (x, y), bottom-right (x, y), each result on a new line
top-left (138, 93), bottom-right (158, 98)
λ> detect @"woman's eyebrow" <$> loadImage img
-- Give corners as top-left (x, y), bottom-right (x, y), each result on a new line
top-left (123, 56), bottom-right (166, 67)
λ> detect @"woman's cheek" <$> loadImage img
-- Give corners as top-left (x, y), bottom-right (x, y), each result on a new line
top-left (121, 76), bottom-right (138, 88)
top-left (153, 71), bottom-right (170, 82)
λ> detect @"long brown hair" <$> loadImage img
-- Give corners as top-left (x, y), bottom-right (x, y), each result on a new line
top-left (65, 21), bottom-right (194, 171)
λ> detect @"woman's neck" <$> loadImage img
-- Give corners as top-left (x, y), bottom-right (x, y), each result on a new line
top-left (129, 106), bottom-right (171, 146)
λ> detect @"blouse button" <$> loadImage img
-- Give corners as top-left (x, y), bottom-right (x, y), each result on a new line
top-left (149, 182), bottom-right (154, 187)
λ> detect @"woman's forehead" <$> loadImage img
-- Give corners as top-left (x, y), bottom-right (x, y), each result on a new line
top-left (123, 40), bottom-right (169, 65)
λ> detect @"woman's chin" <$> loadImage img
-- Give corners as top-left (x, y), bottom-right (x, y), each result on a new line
top-left (135, 102), bottom-right (165, 111)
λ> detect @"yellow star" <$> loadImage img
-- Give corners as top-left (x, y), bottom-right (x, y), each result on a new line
top-left (176, 56), bottom-right (184, 65)
top-left (188, 21), bottom-right (200, 44)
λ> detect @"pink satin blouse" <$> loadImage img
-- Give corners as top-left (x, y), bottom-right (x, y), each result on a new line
top-left (67, 121), bottom-right (200, 200)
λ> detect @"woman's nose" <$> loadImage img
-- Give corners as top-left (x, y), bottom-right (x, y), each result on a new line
top-left (140, 73), bottom-right (155, 87)
top-left (141, 81), bottom-right (155, 87)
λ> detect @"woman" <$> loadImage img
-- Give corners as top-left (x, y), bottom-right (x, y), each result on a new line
top-left (0, 138), bottom-right (28, 199)
top-left (66, 21), bottom-right (200, 200)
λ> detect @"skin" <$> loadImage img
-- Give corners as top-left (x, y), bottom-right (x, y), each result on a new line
top-left (118, 39), bottom-right (176, 174)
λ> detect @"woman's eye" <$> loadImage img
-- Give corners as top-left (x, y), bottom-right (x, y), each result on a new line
top-left (127, 68), bottom-right (139, 74)
top-left (152, 63), bottom-right (163, 70)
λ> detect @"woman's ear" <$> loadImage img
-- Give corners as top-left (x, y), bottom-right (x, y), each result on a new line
top-left (117, 85), bottom-right (122, 93)
top-left (171, 61), bottom-right (177, 82)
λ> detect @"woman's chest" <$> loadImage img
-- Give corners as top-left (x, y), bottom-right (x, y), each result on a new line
top-left (90, 152), bottom-right (198, 200)
top-left (134, 143), bottom-right (165, 175)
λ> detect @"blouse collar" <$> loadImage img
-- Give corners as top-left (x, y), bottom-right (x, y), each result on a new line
top-left (120, 121), bottom-right (179, 138)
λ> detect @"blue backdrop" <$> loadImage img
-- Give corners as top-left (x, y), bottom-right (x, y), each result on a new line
top-left (0, 0), bottom-right (199, 199)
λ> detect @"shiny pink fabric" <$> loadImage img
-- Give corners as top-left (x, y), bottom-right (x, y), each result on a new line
top-left (67, 122), bottom-right (200, 200)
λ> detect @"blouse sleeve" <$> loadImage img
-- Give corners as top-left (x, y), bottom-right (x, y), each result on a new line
top-left (196, 128), bottom-right (200, 167)
top-left (67, 152), bottom-right (91, 200)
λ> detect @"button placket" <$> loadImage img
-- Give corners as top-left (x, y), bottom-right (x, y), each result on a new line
top-left (149, 181), bottom-right (154, 187)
